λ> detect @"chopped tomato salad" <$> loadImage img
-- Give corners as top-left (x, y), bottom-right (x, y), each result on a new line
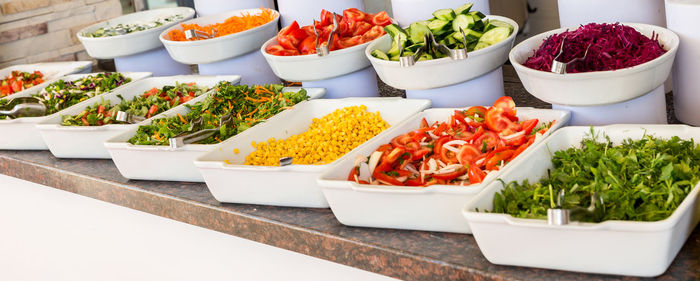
top-left (266, 8), bottom-right (391, 56)
top-left (347, 97), bottom-right (554, 187)
top-left (0, 70), bottom-right (44, 97)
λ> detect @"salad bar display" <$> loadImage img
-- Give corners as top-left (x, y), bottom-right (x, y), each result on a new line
top-left (3, 0), bottom-right (700, 279)
top-left (0, 71), bottom-right (44, 97)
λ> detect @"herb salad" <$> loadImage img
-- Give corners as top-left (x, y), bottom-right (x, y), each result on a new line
top-left (493, 130), bottom-right (700, 222)
top-left (61, 82), bottom-right (208, 126)
top-left (128, 82), bottom-right (308, 146)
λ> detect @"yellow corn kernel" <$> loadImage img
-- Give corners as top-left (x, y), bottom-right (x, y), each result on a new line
top-left (233, 148), bottom-right (240, 154)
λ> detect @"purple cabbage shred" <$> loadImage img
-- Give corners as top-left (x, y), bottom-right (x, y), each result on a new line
top-left (523, 23), bottom-right (667, 73)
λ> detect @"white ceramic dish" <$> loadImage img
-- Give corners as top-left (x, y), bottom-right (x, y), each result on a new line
top-left (463, 125), bottom-right (700, 277)
top-left (261, 34), bottom-right (387, 82)
top-left (104, 87), bottom-right (326, 182)
top-left (0, 61), bottom-right (93, 98)
top-left (0, 72), bottom-right (151, 150)
top-left (510, 23), bottom-right (679, 106)
top-left (36, 75), bottom-right (241, 159)
top-left (78, 7), bottom-right (195, 59)
top-left (317, 107), bottom-right (570, 233)
top-left (194, 98), bottom-right (432, 208)
top-left (160, 8), bottom-right (280, 64)
top-left (366, 15), bottom-right (518, 90)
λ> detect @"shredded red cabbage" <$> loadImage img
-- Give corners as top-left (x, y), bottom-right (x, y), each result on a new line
top-left (523, 23), bottom-right (667, 73)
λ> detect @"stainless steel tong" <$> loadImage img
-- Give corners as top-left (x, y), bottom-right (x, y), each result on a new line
top-left (184, 28), bottom-right (217, 40)
top-left (115, 111), bottom-right (145, 124)
top-left (168, 112), bottom-right (233, 148)
top-left (312, 13), bottom-right (339, 57)
top-left (399, 28), bottom-right (469, 68)
top-left (547, 189), bottom-right (605, 225)
top-left (551, 36), bottom-right (592, 74)
top-left (0, 97), bottom-right (46, 118)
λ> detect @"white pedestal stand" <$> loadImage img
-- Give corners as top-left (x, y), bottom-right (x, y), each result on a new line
top-left (302, 67), bottom-right (379, 99)
top-left (193, 0), bottom-right (275, 17)
top-left (277, 0), bottom-right (364, 27)
top-left (198, 51), bottom-right (280, 85)
top-left (666, 0), bottom-right (700, 125)
top-left (405, 67), bottom-right (504, 108)
top-left (552, 85), bottom-right (667, 126)
top-left (114, 47), bottom-right (190, 76)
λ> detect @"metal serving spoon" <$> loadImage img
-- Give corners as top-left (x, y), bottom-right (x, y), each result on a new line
top-left (0, 97), bottom-right (46, 119)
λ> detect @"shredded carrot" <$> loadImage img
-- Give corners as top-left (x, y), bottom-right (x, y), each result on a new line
top-left (154, 132), bottom-right (162, 140)
top-left (177, 113), bottom-right (187, 123)
top-left (167, 8), bottom-right (277, 41)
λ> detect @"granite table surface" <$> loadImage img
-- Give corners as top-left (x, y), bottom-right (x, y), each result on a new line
top-left (0, 65), bottom-right (697, 281)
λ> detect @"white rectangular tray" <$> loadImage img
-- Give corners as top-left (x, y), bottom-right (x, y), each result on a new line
top-left (36, 75), bottom-right (241, 159)
top-left (463, 125), bottom-right (700, 277)
top-left (104, 87), bottom-right (326, 182)
top-left (0, 61), bottom-right (93, 98)
top-left (317, 107), bottom-right (570, 233)
top-left (0, 72), bottom-right (151, 150)
top-left (193, 98), bottom-right (432, 208)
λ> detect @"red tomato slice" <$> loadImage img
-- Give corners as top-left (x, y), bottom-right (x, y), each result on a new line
top-left (352, 21), bottom-right (372, 36)
top-left (464, 106), bottom-right (487, 119)
top-left (384, 147), bottom-right (406, 164)
top-left (412, 147), bottom-right (431, 161)
top-left (468, 165), bottom-right (486, 184)
top-left (343, 8), bottom-right (366, 24)
top-left (371, 11), bottom-right (391, 26)
top-left (404, 178), bottom-right (425, 186)
top-left (440, 145), bottom-right (459, 164)
top-left (420, 117), bottom-right (429, 128)
top-left (433, 136), bottom-right (451, 157)
top-left (276, 49), bottom-right (301, 56)
top-left (361, 25), bottom-right (385, 42)
top-left (347, 165), bottom-right (359, 181)
top-left (485, 107), bottom-right (521, 133)
top-left (265, 44), bottom-right (285, 55)
top-left (299, 35), bottom-right (317, 55)
top-left (277, 34), bottom-right (300, 51)
top-left (10, 80), bottom-right (22, 92)
top-left (504, 133), bottom-right (527, 147)
top-left (373, 171), bottom-right (404, 186)
top-left (485, 149), bottom-right (515, 171)
top-left (319, 9), bottom-right (334, 26)
top-left (336, 35), bottom-right (363, 49)
top-left (520, 119), bottom-right (539, 135)
top-left (391, 134), bottom-right (413, 149)
top-left (457, 144), bottom-right (481, 165)
top-left (475, 131), bottom-right (499, 152)
top-left (432, 165), bottom-right (467, 181)
top-left (493, 96), bottom-right (515, 113)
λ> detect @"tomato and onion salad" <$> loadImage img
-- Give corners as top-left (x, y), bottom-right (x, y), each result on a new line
top-left (266, 8), bottom-right (391, 56)
top-left (61, 82), bottom-right (207, 126)
top-left (347, 97), bottom-right (554, 187)
top-left (0, 70), bottom-right (45, 97)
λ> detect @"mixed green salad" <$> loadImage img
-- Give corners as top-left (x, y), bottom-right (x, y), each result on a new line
top-left (83, 14), bottom-right (183, 37)
top-left (492, 130), bottom-right (700, 222)
top-left (372, 3), bottom-right (513, 61)
top-left (61, 82), bottom-right (208, 126)
top-left (128, 82), bottom-right (309, 146)
top-left (0, 72), bottom-right (130, 120)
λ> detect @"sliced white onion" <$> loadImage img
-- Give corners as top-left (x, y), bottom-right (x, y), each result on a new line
top-left (396, 176), bottom-right (408, 182)
top-left (500, 130), bottom-right (525, 140)
top-left (353, 174), bottom-right (359, 183)
top-left (444, 140), bottom-right (467, 147)
top-left (535, 132), bottom-right (543, 142)
top-left (428, 131), bottom-right (440, 140)
top-left (404, 163), bottom-right (419, 175)
top-left (457, 174), bottom-right (469, 180)
top-left (358, 162), bottom-right (371, 182)
top-left (436, 164), bottom-right (463, 174)
top-left (368, 151), bottom-right (383, 175)
top-left (475, 158), bottom-right (485, 166)
top-left (428, 158), bottom-right (438, 172)
top-left (419, 142), bottom-right (431, 146)
top-left (437, 159), bottom-right (447, 168)
top-left (354, 155), bottom-right (368, 167)
top-left (443, 145), bottom-right (461, 154)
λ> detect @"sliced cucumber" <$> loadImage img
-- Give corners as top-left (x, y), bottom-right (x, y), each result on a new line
top-left (468, 11), bottom-right (486, 21)
top-left (432, 9), bottom-right (456, 21)
top-left (384, 24), bottom-right (408, 40)
top-left (472, 19), bottom-right (486, 31)
top-left (452, 14), bottom-right (475, 33)
top-left (371, 49), bottom-right (390, 60)
top-left (389, 55), bottom-right (400, 61)
top-left (474, 41), bottom-right (490, 50)
top-left (417, 53), bottom-right (434, 61)
top-left (405, 43), bottom-right (423, 52)
top-left (485, 20), bottom-right (514, 33)
top-left (427, 19), bottom-right (451, 36)
top-left (478, 26), bottom-right (511, 47)
top-left (454, 3), bottom-right (473, 15)
top-left (408, 22), bottom-right (431, 44)
top-left (453, 28), bottom-right (483, 43)
top-left (385, 24), bottom-right (408, 57)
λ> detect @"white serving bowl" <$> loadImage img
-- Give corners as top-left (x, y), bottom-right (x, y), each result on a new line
top-left (510, 22), bottom-right (679, 106)
top-left (0, 61), bottom-right (93, 98)
top-left (78, 7), bottom-right (195, 59)
top-left (0, 72), bottom-right (152, 150)
top-left (463, 125), bottom-right (700, 277)
top-left (317, 107), bottom-right (570, 233)
top-left (366, 15), bottom-right (518, 90)
top-left (261, 34), bottom-right (387, 82)
top-left (104, 87), bottom-right (326, 182)
top-left (36, 75), bottom-right (240, 159)
top-left (193, 97), bottom-right (431, 208)
top-left (160, 8), bottom-right (280, 64)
